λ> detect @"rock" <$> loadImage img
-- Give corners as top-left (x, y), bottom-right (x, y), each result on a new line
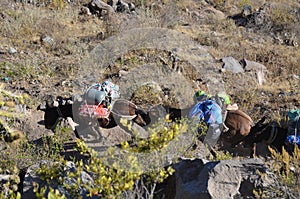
top-left (117, 63), bottom-right (196, 108)
top-left (81, 28), bottom-right (225, 97)
top-left (0, 140), bottom-right (6, 151)
top-left (242, 59), bottom-right (267, 72)
top-left (126, 121), bottom-right (149, 139)
top-left (242, 58), bottom-right (268, 85)
top-left (202, 7), bottom-right (226, 20)
top-left (22, 160), bottom-right (49, 199)
top-left (41, 35), bottom-right (55, 46)
top-left (116, 0), bottom-right (129, 12)
top-left (107, 0), bottom-right (118, 10)
top-left (118, 69), bottom-right (129, 77)
top-left (0, 11), bottom-right (13, 22)
top-left (222, 56), bottom-right (244, 73)
top-left (242, 4), bottom-right (252, 17)
top-left (160, 158), bottom-right (274, 199)
top-left (107, 0), bottom-right (135, 13)
top-left (128, 2), bottom-right (135, 11)
top-left (75, 124), bottom-right (132, 151)
top-left (0, 172), bottom-right (20, 197)
top-left (8, 47), bottom-right (17, 54)
top-left (90, 0), bottom-right (115, 17)
top-left (22, 160), bottom-right (95, 199)
top-left (80, 6), bottom-right (92, 15)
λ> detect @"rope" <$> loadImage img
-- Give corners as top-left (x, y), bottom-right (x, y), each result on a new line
top-left (222, 110), bottom-right (229, 132)
top-left (293, 116), bottom-right (300, 143)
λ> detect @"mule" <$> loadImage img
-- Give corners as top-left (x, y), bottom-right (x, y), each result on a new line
top-left (221, 109), bottom-right (254, 147)
top-left (38, 95), bottom-right (74, 130)
top-left (38, 95), bottom-right (150, 132)
top-left (148, 104), bottom-right (254, 147)
top-left (109, 99), bottom-right (150, 127)
top-left (243, 117), bottom-right (288, 157)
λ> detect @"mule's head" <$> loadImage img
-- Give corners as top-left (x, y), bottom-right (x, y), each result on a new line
top-left (243, 116), bottom-right (281, 148)
top-left (38, 95), bottom-right (73, 129)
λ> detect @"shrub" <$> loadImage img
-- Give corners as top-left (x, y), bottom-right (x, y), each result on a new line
top-left (32, 116), bottom-right (202, 198)
top-left (254, 146), bottom-right (300, 198)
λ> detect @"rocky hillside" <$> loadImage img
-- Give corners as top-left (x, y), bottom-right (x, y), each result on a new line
top-left (0, 0), bottom-right (299, 198)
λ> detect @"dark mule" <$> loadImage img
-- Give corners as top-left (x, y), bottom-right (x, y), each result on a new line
top-left (243, 117), bottom-right (288, 157)
top-left (38, 95), bottom-right (74, 130)
top-left (38, 96), bottom-right (150, 132)
top-left (144, 104), bottom-right (191, 124)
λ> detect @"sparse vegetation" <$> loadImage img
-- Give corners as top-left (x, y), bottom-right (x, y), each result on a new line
top-left (0, 0), bottom-right (299, 198)
top-left (33, 117), bottom-right (188, 198)
top-left (254, 146), bottom-right (300, 198)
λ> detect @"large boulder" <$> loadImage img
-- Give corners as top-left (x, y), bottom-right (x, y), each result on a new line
top-left (242, 58), bottom-right (268, 85)
top-left (221, 56), bottom-right (244, 73)
top-left (159, 158), bottom-right (275, 199)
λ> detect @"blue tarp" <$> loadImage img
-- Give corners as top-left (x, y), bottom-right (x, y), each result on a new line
top-left (188, 100), bottom-right (223, 125)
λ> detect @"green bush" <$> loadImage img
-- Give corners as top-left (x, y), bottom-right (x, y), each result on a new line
top-left (33, 116), bottom-right (202, 198)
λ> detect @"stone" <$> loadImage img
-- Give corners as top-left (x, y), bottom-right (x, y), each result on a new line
top-left (22, 160), bottom-right (96, 199)
top-left (222, 56), bottom-right (244, 73)
top-left (160, 158), bottom-right (275, 199)
top-left (242, 58), bottom-right (268, 85)
top-left (41, 35), bottom-right (55, 46)
top-left (90, 0), bottom-right (115, 16)
top-left (8, 47), bottom-right (17, 54)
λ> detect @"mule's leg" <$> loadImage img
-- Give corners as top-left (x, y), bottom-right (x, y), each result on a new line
top-left (251, 143), bottom-right (257, 158)
top-left (228, 133), bottom-right (247, 148)
top-left (133, 114), bottom-right (147, 126)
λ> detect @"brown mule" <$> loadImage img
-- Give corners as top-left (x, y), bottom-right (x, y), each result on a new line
top-left (221, 109), bottom-right (254, 147)
top-left (148, 104), bottom-right (255, 150)
top-left (109, 99), bottom-right (149, 127)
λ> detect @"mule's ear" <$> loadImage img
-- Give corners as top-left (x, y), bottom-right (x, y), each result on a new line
top-left (255, 116), bottom-right (266, 126)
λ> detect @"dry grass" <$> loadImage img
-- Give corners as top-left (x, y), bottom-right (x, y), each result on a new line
top-left (0, 0), bottom-right (299, 197)
top-left (0, 0), bottom-right (297, 127)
